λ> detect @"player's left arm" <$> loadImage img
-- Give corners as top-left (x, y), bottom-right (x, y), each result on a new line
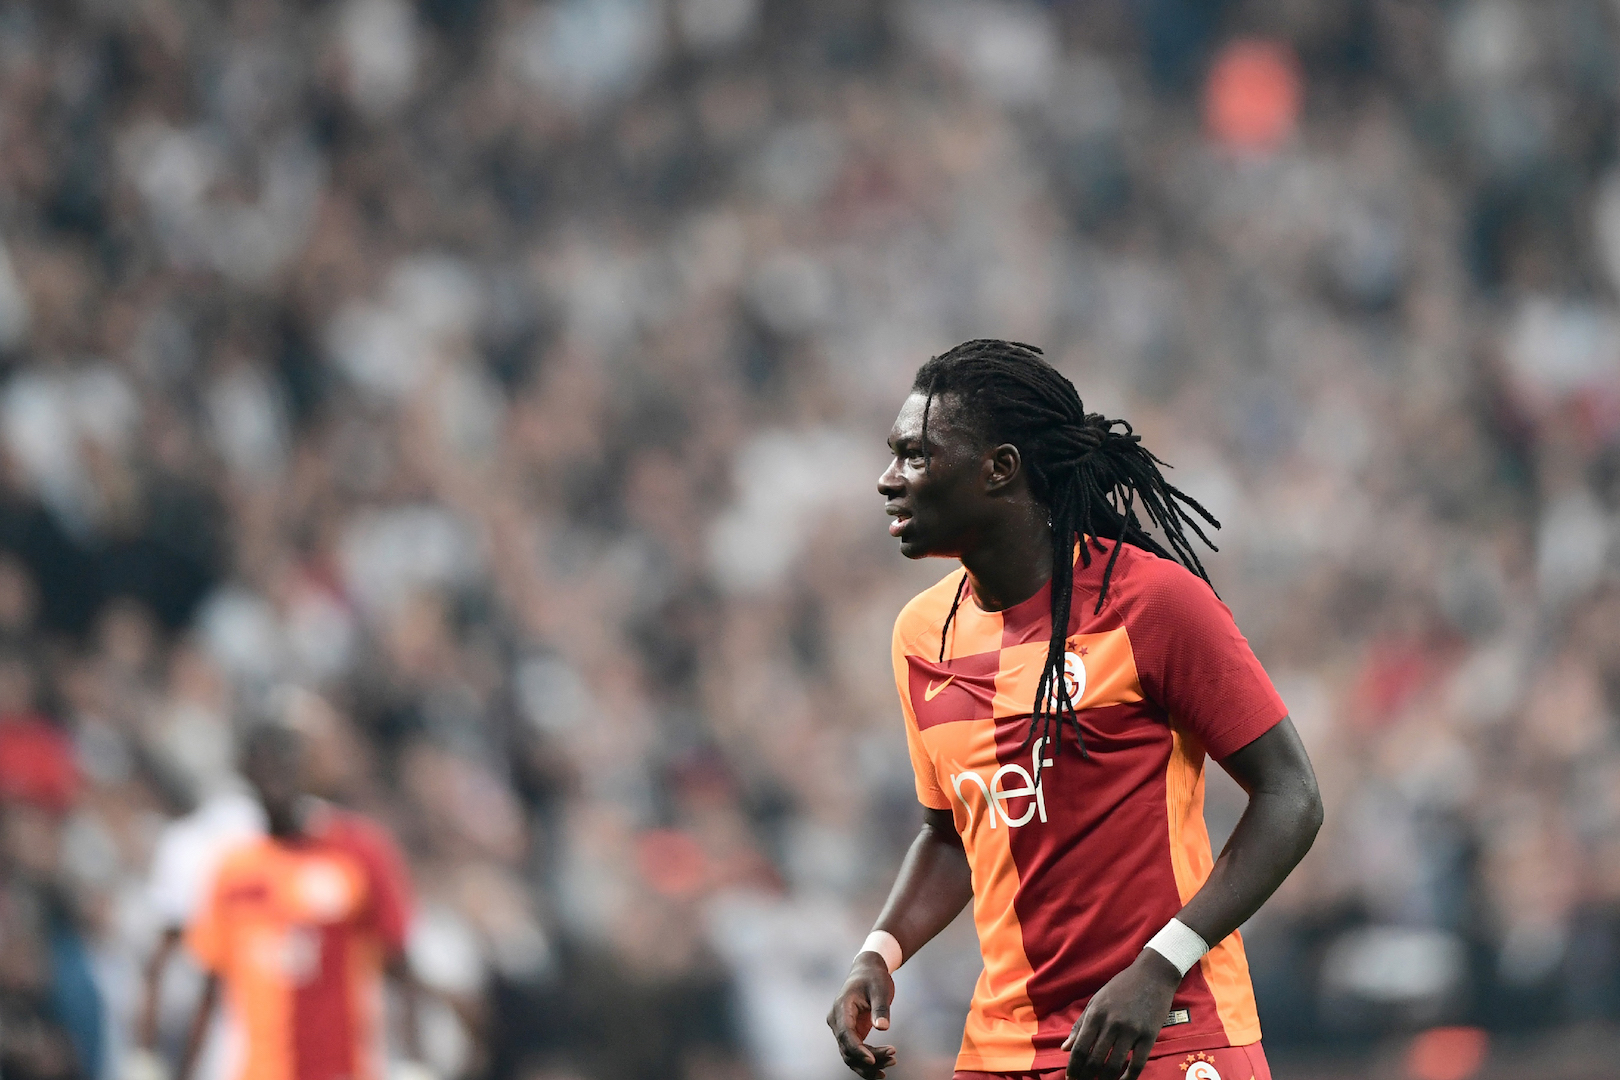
top-left (1067, 564), bottom-right (1323, 1080)
top-left (1162, 717), bottom-right (1322, 962)
top-left (1064, 719), bottom-right (1322, 1080)
top-left (174, 974), bottom-right (219, 1080)
top-left (385, 953), bottom-right (425, 1063)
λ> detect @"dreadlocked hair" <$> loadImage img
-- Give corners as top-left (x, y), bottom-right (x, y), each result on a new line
top-left (919, 339), bottom-right (1221, 766)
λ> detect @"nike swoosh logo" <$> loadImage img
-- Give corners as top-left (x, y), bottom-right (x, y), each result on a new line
top-left (924, 676), bottom-right (957, 701)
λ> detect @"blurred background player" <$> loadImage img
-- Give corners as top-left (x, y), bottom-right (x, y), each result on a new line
top-left (176, 723), bottom-right (429, 1080)
top-left (132, 688), bottom-right (374, 1080)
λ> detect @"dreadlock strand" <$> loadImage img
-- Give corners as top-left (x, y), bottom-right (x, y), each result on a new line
top-left (938, 573), bottom-right (968, 665)
top-left (1094, 483), bottom-right (1134, 615)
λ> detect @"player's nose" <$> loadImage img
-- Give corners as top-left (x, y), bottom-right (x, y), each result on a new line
top-left (878, 459), bottom-right (905, 496)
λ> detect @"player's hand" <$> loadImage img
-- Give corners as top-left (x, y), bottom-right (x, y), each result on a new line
top-left (1061, 949), bottom-right (1181, 1080)
top-left (826, 951), bottom-right (898, 1079)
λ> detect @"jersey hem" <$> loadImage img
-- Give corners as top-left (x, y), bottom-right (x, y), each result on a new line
top-left (1150, 1025), bottom-right (1261, 1058)
top-left (955, 1030), bottom-right (1261, 1073)
top-left (954, 1037), bottom-right (1264, 1077)
top-left (953, 1054), bottom-right (1038, 1072)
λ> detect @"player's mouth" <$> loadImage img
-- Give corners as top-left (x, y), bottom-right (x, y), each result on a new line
top-left (886, 505), bottom-right (913, 537)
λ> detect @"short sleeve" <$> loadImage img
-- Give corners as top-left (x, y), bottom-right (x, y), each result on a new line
top-left (1120, 560), bottom-right (1288, 760)
top-left (894, 620), bottom-right (951, 810)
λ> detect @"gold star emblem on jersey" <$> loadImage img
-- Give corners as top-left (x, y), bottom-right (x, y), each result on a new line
top-left (1179, 1051), bottom-right (1222, 1080)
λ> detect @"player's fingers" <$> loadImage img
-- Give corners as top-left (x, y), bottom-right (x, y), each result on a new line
top-left (846, 1054), bottom-right (881, 1080)
top-left (842, 992), bottom-right (875, 1042)
top-left (835, 1038), bottom-right (878, 1077)
top-left (834, 1025), bottom-right (876, 1067)
top-left (1062, 1004), bottom-right (1103, 1057)
top-left (833, 1026), bottom-right (895, 1080)
top-left (1074, 1024), bottom-right (1120, 1080)
top-left (1119, 1033), bottom-right (1156, 1080)
top-left (830, 996), bottom-right (877, 1069)
top-left (869, 975), bottom-right (893, 1032)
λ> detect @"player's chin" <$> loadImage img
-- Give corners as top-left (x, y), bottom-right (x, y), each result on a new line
top-left (892, 518), bottom-right (945, 559)
top-left (895, 534), bottom-right (930, 559)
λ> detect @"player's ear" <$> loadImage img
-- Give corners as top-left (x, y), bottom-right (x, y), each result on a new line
top-left (985, 443), bottom-right (1021, 493)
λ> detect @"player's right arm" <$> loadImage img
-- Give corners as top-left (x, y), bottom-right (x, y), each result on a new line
top-left (137, 927), bottom-right (181, 1051)
top-left (123, 927), bottom-right (184, 1080)
top-left (174, 974), bottom-right (219, 1080)
top-left (826, 806), bottom-right (972, 1080)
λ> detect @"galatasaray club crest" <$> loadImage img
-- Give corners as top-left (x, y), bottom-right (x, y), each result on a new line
top-left (1063, 649), bottom-right (1087, 701)
top-left (1179, 1052), bottom-right (1221, 1080)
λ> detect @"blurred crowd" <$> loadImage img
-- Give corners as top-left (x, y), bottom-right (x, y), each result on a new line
top-left (3, 1), bottom-right (1620, 1078)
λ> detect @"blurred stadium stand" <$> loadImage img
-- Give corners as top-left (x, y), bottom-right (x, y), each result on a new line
top-left (3, 2), bottom-right (1620, 1079)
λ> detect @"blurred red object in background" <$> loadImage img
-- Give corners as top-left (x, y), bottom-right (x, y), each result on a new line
top-left (1204, 39), bottom-right (1303, 153)
top-left (0, 713), bottom-right (78, 813)
top-left (637, 828), bottom-right (711, 900)
top-left (1406, 1026), bottom-right (1490, 1080)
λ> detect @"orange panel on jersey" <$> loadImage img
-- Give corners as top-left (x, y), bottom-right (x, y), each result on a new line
top-left (900, 571), bottom-right (1003, 662)
top-left (1165, 726), bottom-right (1261, 1046)
top-left (923, 716), bottom-right (1040, 1070)
top-left (991, 629), bottom-right (1143, 718)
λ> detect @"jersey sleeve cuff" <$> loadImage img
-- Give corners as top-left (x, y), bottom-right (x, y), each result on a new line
top-left (1203, 702), bottom-right (1288, 761)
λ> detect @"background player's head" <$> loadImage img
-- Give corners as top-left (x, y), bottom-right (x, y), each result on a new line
top-left (881, 339), bottom-right (1223, 761)
top-left (241, 723), bottom-right (310, 839)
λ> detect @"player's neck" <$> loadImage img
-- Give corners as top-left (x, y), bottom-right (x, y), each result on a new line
top-left (266, 795), bottom-right (323, 842)
top-left (959, 505), bottom-right (1052, 612)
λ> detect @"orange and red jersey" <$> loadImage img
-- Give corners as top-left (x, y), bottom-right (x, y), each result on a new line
top-left (894, 542), bottom-right (1287, 1073)
top-left (186, 807), bottom-right (413, 1080)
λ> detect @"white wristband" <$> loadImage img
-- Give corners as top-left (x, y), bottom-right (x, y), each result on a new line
top-left (1144, 918), bottom-right (1209, 977)
top-left (858, 930), bottom-right (904, 973)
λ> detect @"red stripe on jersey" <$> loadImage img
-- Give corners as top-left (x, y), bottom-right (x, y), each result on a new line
top-left (321, 812), bottom-right (413, 955)
top-left (293, 923), bottom-right (356, 1080)
top-left (908, 651), bottom-right (1001, 730)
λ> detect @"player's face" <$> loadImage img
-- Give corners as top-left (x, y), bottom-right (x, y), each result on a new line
top-left (879, 391), bottom-right (992, 559)
top-left (243, 735), bottom-right (309, 835)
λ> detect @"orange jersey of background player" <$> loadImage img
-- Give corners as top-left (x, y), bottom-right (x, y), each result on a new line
top-left (895, 541), bottom-right (1288, 1073)
top-left (187, 805), bottom-right (413, 1080)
